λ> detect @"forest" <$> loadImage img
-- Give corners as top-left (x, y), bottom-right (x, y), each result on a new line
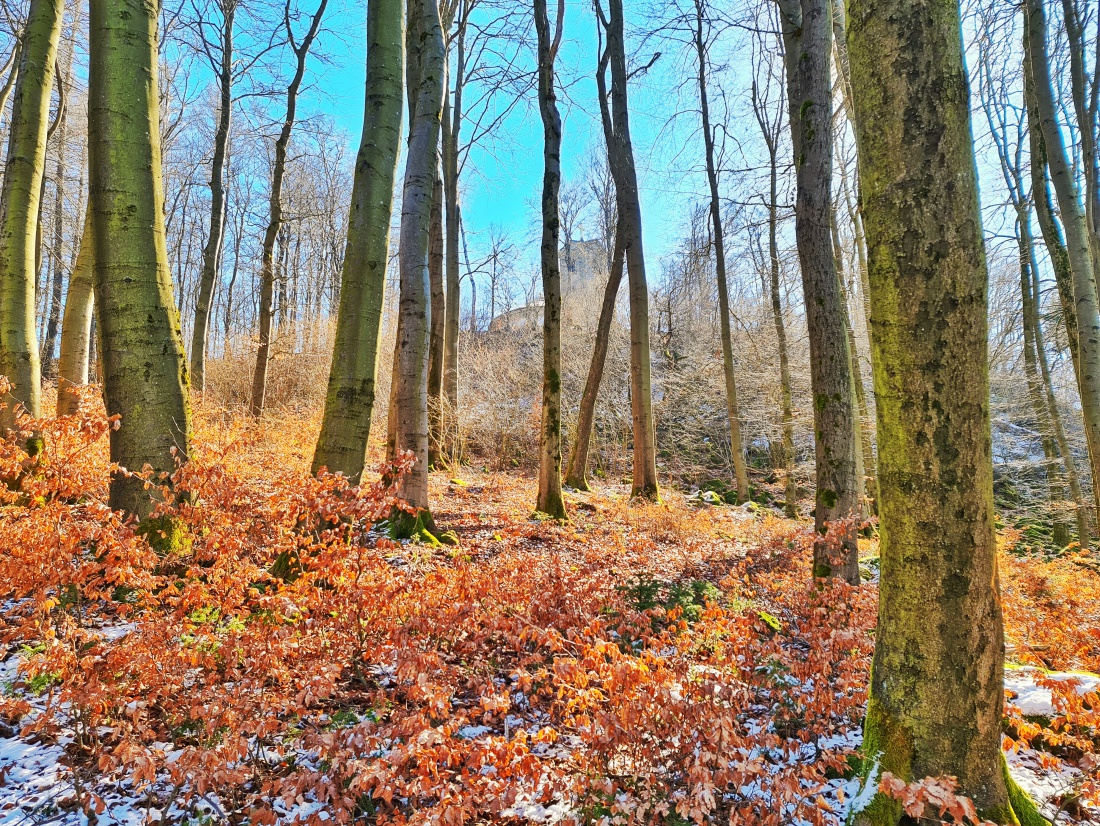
top-left (0, 0), bottom-right (1099, 822)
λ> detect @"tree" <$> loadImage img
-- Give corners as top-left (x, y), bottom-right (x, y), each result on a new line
top-left (777, 0), bottom-right (860, 583)
top-left (56, 206), bottom-right (93, 416)
top-left (1025, 0), bottom-right (1100, 525)
top-left (311, 0), bottom-right (403, 482)
top-left (386, 0), bottom-right (445, 529)
top-left (0, 0), bottom-right (63, 443)
top-left (691, 0), bottom-right (748, 503)
top-left (595, 0), bottom-right (659, 501)
top-left (250, 0), bottom-right (328, 416)
top-left (89, 0), bottom-right (193, 519)
top-left (847, 0), bottom-right (1043, 821)
top-left (534, 0), bottom-right (566, 520)
top-left (189, 0), bottom-right (237, 394)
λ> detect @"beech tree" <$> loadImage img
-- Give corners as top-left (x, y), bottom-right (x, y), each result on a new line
top-left (312, 0), bottom-right (403, 482)
top-left (848, 0), bottom-right (1042, 820)
top-left (534, 0), bottom-right (566, 520)
top-left (386, 0), bottom-right (445, 530)
top-left (0, 0), bottom-right (63, 442)
top-left (777, 0), bottom-right (861, 583)
top-left (595, 0), bottom-right (659, 501)
top-left (89, 0), bottom-right (192, 518)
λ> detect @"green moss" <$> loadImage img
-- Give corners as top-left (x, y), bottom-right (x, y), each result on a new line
top-left (985, 754), bottom-right (1048, 826)
top-left (389, 507), bottom-right (440, 543)
top-left (820, 488), bottom-right (838, 509)
top-left (24, 435), bottom-right (44, 458)
top-left (851, 697), bottom-right (913, 826)
top-left (137, 513), bottom-right (189, 555)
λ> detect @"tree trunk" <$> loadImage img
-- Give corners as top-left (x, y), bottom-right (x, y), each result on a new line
top-left (1026, 0), bottom-right (1100, 523)
top-left (596, 0), bottom-right (659, 500)
top-left (387, 0), bottom-right (444, 520)
top-left (311, 0), bottom-right (403, 482)
top-left (56, 204), bottom-right (93, 416)
top-left (778, 0), bottom-right (860, 583)
top-left (848, 0), bottom-right (1035, 820)
top-left (89, 0), bottom-right (192, 519)
top-left (0, 0), bottom-right (63, 442)
top-left (189, 1), bottom-right (234, 394)
top-left (565, 225), bottom-right (623, 491)
top-left (0, 40), bottom-right (22, 133)
top-left (693, 0), bottom-right (748, 503)
top-left (427, 172), bottom-right (445, 467)
top-left (250, 0), bottom-right (327, 416)
top-left (534, 0), bottom-right (566, 521)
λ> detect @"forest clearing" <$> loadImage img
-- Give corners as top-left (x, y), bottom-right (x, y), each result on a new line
top-left (0, 398), bottom-right (1098, 825)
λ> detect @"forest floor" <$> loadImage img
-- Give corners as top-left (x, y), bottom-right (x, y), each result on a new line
top-left (0, 402), bottom-right (1098, 826)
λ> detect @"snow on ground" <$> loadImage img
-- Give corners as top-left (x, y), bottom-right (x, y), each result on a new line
top-left (1004, 666), bottom-right (1100, 717)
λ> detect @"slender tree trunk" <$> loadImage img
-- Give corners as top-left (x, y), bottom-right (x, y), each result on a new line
top-left (848, 0), bottom-right (1034, 820)
top-left (1026, 0), bottom-right (1100, 522)
top-left (56, 204), bottom-right (92, 416)
top-left (768, 169), bottom-right (798, 518)
top-left (251, 0), bottom-right (327, 416)
top-left (311, 0), bottom-right (403, 482)
top-left (0, 0), bottom-right (63, 442)
top-left (0, 40), bottom-right (21, 133)
top-left (41, 47), bottom-right (74, 382)
top-left (693, 0), bottom-right (748, 503)
top-left (534, 0), bottom-right (567, 520)
top-left (89, 0), bottom-right (192, 519)
top-left (565, 224), bottom-right (623, 491)
top-left (596, 0), bottom-right (659, 500)
top-left (778, 0), bottom-right (860, 583)
top-left (386, 0), bottom-right (444, 520)
top-left (427, 172), bottom-right (445, 467)
top-left (189, 1), bottom-right (234, 394)
top-left (1060, 0), bottom-right (1100, 267)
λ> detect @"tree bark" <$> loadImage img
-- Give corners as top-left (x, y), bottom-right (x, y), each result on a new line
top-left (189, 0), bottom-right (234, 394)
top-left (0, 0), bottom-right (63, 442)
top-left (565, 224), bottom-right (623, 491)
top-left (778, 0), bottom-right (860, 583)
top-left (312, 0), bottom-right (403, 482)
top-left (56, 204), bottom-right (93, 416)
top-left (534, 0), bottom-right (567, 520)
top-left (1026, 0), bottom-right (1100, 523)
top-left (386, 0), bottom-right (444, 518)
top-left (596, 0), bottom-right (659, 501)
top-left (427, 171), bottom-right (445, 467)
top-left (89, 0), bottom-right (192, 519)
top-left (693, 0), bottom-right (748, 503)
top-left (848, 0), bottom-right (1032, 820)
top-left (250, 0), bottom-right (327, 416)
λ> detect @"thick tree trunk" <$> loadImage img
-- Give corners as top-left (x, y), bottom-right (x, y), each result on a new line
top-left (56, 205), bottom-right (93, 416)
top-left (596, 0), bottom-right (659, 500)
top-left (0, 0), bottom-right (63, 441)
top-left (387, 0), bottom-right (444, 518)
top-left (848, 0), bottom-right (1034, 821)
top-left (250, 0), bottom-right (327, 416)
top-left (534, 0), bottom-right (566, 521)
top-left (778, 0), bottom-right (860, 583)
top-left (693, 0), bottom-right (748, 503)
top-left (427, 172), bottom-right (445, 467)
top-left (189, 2), bottom-right (234, 394)
top-left (311, 0), bottom-right (403, 482)
top-left (565, 225), bottom-right (623, 491)
top-left (1026, 0), bottom-right (1100, 523)
top-left (89, 0), bottom-right (192, 519)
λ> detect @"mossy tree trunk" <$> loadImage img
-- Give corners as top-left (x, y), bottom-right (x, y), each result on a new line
top-left (693, 0), bottom-right (748, 504)
top-left (311, 0), bottom-right (403, 483)
top-left (387, 0), bottom-right (444, 516)
top-left (89, 0), bottom-right (192, 518)
top-left (534, 0), bottom-right (567, 521)
top-left (564, 225), bottom-right (623, 492)
top-left (427, 172), bottom-right (445, 467)
top-left (777, 0), bottom-right (860, 583)
top-left (250, 0), bottom-right (327, 417)
top-left (848, 0), bottom-right (1037, 821)
top-left (0, 0), bottom-right (63, 440)
top-left (595, 0), bottom-right (659, 501)
top-left (189, 0), bottom-right (234, 394)
top-left (56, 205), bottom-right (93, 416)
